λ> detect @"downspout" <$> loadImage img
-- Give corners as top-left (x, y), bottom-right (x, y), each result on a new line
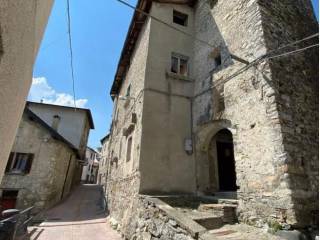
top-left (61, 154), bottom-right (73, 200)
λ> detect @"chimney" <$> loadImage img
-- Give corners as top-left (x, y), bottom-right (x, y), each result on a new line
top-left (52, 115), bottom-right (61, 131)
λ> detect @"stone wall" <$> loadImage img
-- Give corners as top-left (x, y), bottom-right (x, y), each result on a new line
top-left (192, 0), bottom-right (318, 228)
top-left (258, 0), bottom-right (319, 228)
top-left (106, 16), bottom-right (150, 230)
top-left (109, 196), bottom-right (196, 240)
top-left (107, 0), bottom-right (318, 233)
top-left (0, 112), bottom-right (78, 213)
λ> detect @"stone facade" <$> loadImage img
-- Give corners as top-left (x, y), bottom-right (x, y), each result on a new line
top-left (98, 135), bottom-right (109, 188)
top-left (106, 0), bottom-right (318, 238)
top-left (0, 108), bottom-right (81, 213)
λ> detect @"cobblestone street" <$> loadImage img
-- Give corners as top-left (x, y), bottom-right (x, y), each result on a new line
top-left (27, 184), bottom-right (121, 240)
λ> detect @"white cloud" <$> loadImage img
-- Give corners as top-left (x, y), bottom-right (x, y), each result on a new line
top-left (28, 77), bottom-right (88, 108)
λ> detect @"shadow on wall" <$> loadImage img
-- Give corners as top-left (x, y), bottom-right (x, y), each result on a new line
top-left (193, 1), bottom-right (238, 126)
top-left (193, 1), bottom-right (242, 195)
top-left (0, 25), bottom-right (3, 60)
top-left (258, 0), bottom-right (319, 230)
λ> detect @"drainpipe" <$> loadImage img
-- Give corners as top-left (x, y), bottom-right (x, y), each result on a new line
top-left (61, 154), bottom-right (73, 200)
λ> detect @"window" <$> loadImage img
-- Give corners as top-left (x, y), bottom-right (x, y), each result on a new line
top-left (5, 152), bottom-right (34, 174)
top-left (126, 136), bottom-right (133, 162)
top-left (126, 84), bottom-right (131, 97)
top-left (173, 10), bottom-right (188, 26)
top-left (171, 53), bottom-right (189, 76)
top-left (214, 53), bottom-right (222, 67)
top-left (211, 47), bottom-right (222, 68)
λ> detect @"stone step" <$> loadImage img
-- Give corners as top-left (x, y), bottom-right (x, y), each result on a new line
top-left (199, 195), bottom-right (239, 205)
top-left (193, 215), bottom-right (224, 230)
top-left (198, 203), bottom-right (237, 224)
top-left (212, 191), bottom-right (237, 199)
top-left (201, 229), bottom-right (245, 240)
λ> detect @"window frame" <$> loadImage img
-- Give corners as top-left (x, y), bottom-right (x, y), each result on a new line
top-left (173, 10), bottom-right (188, 26)
top-left (171, 53), bottom-right (189, 76)
top-left (5, 152), bottom-right (34, 175)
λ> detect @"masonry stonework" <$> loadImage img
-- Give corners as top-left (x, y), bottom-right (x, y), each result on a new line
top-left (106, 0), bottom-right (318, 238)
top-left (0, 111), bottom-right (79, 213)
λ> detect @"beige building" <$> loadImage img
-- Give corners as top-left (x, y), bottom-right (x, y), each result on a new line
top-left (0, 0), bottom-right (54, 182)
top-left (106, 0), bottom-right (318, 238)
top-left (0, 107), bottom-right (81, 213)
top-left (97, 135), bottom-right (109, 189)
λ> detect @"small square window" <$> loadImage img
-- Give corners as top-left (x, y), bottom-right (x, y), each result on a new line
top-left (171, 53), bottom-right (189, 76)
top-left (173, 10), bottom-right (188, 26)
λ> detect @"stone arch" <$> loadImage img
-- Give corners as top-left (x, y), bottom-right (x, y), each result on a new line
top-left (195, 119), bottom-right (237, 195)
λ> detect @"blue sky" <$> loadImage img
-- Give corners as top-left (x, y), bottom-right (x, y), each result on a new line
top-left (32, 0), bottom-right (319, 149)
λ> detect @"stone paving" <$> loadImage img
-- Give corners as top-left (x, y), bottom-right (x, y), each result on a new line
top-left (26, 184), bottom-right (122, 240)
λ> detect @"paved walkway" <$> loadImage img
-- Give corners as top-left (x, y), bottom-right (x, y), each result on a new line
top-left (27, 184), bottom-right (122, 240)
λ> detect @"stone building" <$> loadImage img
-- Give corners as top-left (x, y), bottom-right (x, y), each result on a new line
top-left (0, 0), bottom-right (54, 182)
top-left (0, 102), bottom-right (93, 213)
top-left (97, 135), bottom-right (110, 189)
top-left (81, 147), bottom-right (100, 184)
top-left (106, 0), bottom-right (318, 238)
top-left (26, 101), bottom-right (94, 158)
top-left (0, 107), bottom-right (81, 213)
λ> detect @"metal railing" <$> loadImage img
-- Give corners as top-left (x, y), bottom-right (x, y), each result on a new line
top-left (0, 206), bottom-right (34, 240)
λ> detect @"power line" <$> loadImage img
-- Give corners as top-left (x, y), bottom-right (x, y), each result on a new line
top-left (116, 0), bottom-right (318, 98)
top-left (194, 42), bottom-right (319, 98)
top-left (266, 43), bottom-right (319, 60)
top-left (115, 0), bottom-right (318, 58)
top-left (116, 0), bottom-right (216, 49)
top-left (66, 0), bottom-right (77, 109)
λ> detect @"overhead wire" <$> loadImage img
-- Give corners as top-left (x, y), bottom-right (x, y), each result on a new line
top-left (66, 0), bottom-right (77, 109)
top-left (116, 0), bottom-right (319, 99)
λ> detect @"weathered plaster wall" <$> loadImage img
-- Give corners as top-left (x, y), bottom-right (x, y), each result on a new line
top-left (0, 0), bottom-right (53, 182)
top-left (0, 112), bottom-right (78, 213)
top-left (139, 2), bottom-right (196, 194)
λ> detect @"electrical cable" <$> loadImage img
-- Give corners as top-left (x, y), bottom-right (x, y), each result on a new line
top-left (66, 0), bottom-right (77, 109)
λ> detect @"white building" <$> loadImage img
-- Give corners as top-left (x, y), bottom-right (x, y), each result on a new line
top-left (81, 147), bottom-right (99, 183)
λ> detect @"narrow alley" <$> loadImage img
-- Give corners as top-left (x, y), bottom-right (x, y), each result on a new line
top-left (27, 185), bottom-right (121, 240)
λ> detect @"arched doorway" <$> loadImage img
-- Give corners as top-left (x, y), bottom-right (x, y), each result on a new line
top-left (209, 129), bottom-right (237, 192)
